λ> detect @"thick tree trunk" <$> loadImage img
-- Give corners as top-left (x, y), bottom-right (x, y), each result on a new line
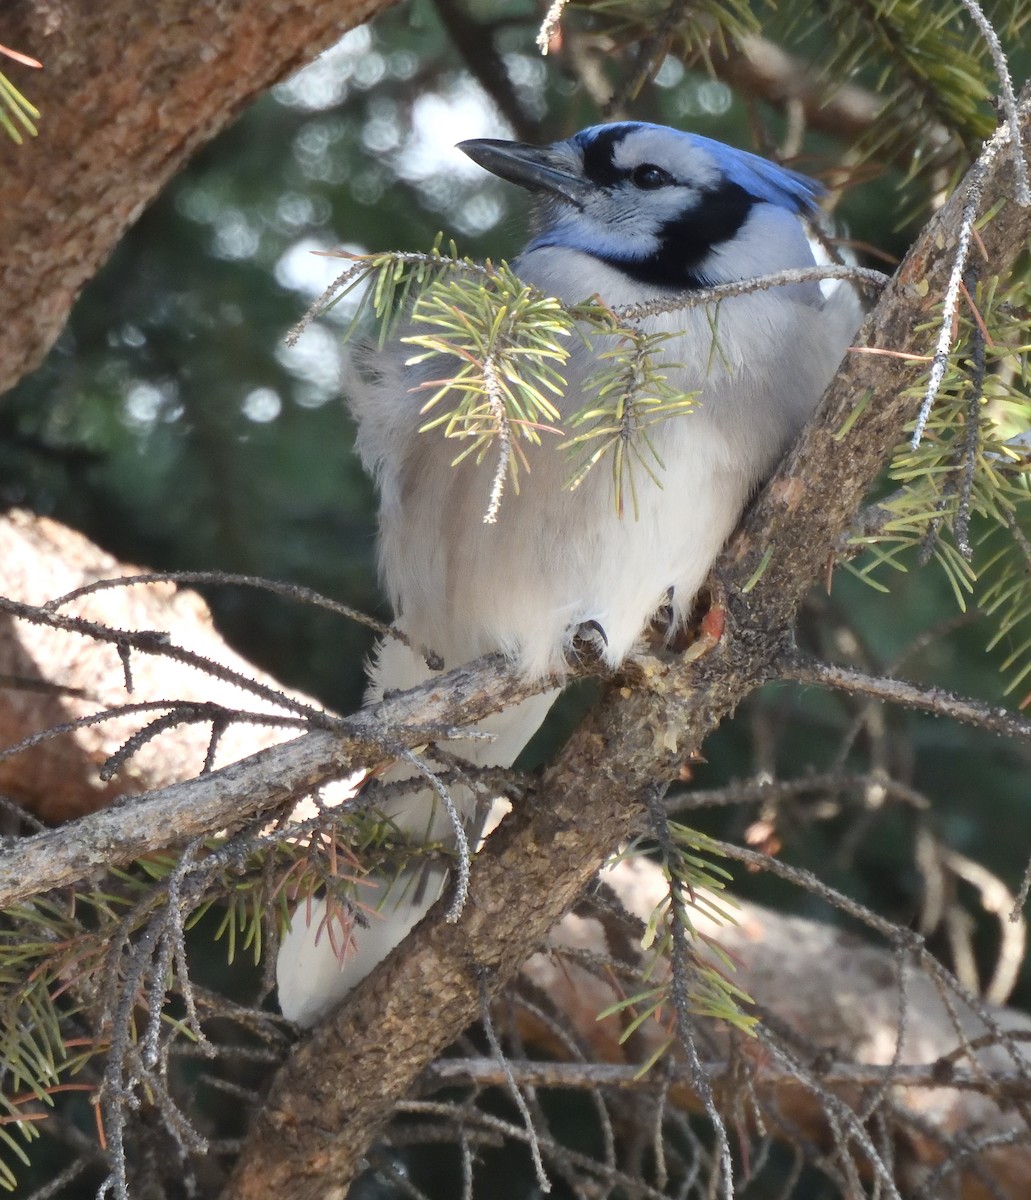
top-left (0, 0), bottom-right (395, 399)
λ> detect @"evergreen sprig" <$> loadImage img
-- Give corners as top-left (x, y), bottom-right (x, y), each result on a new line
top-left (323, 242), bottom-right (697, 519)
top-left (598, 830), bottom-right (756, 1077)
top-left (848, 273), bottom-right (1031, 699)
top-left (404, 264), bottom-right (573, 513)
top-left (332, 236), bottom-right (493, 348)
top-left (0, 893), bottom-right (117, 1189)
top-left (783, 0), bottom-right (1031, 206)
top-left (0, 71), bottom-right (38, 144)
top-left (587, 0), bottom-right (759, 76)
top-left (0, 43), bottom-right (41, 145)
top-left (566, 329), bottom-right (693, 519)
top-left (812, 0), bottom-right (1001, 143)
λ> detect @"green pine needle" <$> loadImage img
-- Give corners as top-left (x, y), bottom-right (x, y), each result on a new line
top-left (321, 239), bottom-right (703, 519)
top-left (850, 273), bottom-right (1031, 699)
top-left (0, 71), bottom-right (39, 145)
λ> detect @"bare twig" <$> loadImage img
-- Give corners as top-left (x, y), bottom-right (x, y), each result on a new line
top-left (0, 592), bottom-right (327, 720)
top-left (427, 1055), bottom-right (1031, 1099)
top-left (44, 569), bottom-right (398, 642)
top-left (614, 264), bottom-right (888, 322)
top-left (478, 968), bottom-right (551, 1192)
top-left (399, 747), bottom-right (472, 922)
top-left (432, 0), bottom-right (539, 141)
top-left (955, 0), bottom-right (1030, 206)
top-left (910, 168), bottom-right (985, 447)
top-left (0, 655), bottom-right (561, 909)
top-left (647, 787), bottom-right (732, 1199)
top-left (482, 352), bottom-right (513, 525)
top-left (939, 847), bottom-right (1027, 1006)
top-left (779, 655), bottom-right (1031, 742)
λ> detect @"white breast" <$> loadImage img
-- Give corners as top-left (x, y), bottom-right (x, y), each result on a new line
top-left (351, 244), bottom-right (860, 679)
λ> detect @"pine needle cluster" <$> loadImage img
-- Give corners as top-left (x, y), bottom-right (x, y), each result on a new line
top-left (850, 272), bottom-right (1031, 701)
top-left (315, 240), bottom-right (696, 520)
top-left (600, 826), bottom-right (756, 1078)
top-left (0, 808), bottom-right (443, 1191)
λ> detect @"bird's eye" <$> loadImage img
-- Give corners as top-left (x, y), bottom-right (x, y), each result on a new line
top-left (630, 163), bottom-right (675, 190)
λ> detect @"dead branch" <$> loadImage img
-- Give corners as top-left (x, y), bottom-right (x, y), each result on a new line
top-left (0, 511), bottom-right (319, 822)
top-left (780, 654), bottom-right (1031, 743)
top-left (496, 863), bottom-right (1031, 1197)
top-left (523, 857), bottom-right (1031, 1200)
top-left (0, 656), bottom-right (555, 910)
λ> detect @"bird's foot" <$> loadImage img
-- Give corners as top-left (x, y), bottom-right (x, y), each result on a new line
top-left (643, 586), bottom-right (677, 647)
top-left (680, 583), bottom-right (727, 663)
top-left (568, 618), bottom-right (609, 667)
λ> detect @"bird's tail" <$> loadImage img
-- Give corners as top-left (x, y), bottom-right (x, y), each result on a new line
top-left (276, 637), bottom-right (557, 1027)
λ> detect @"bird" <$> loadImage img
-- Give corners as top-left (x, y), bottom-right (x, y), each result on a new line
top-left (276, 121), bottom-right (862, 1026)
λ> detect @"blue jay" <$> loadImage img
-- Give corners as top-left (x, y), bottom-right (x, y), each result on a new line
top-left (277, 121), bottom-right (861, 1025)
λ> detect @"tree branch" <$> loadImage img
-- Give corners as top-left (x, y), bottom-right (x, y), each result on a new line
top-left (431, 0), bottom-right (540, 142)
top-left (707, 33), bottom-right (884, 150)
top-left (427, 1056), bottom-right (1031, 1098)
top-left (780, 655), bottom-right (1031, 743)
top-left (0, 511), bottom-right (325, 822)
top-left (516, 857), bottom-right (1031, 1197)
top-left (0, 652), bottom-right (556, 909)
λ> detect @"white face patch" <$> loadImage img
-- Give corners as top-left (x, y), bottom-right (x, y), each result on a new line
top-left (609, 128), bottom-right (722, 192)
top-left (531, 129), bottom-right (726, 264)
top-left (522, 123), bottom-right (822, 291)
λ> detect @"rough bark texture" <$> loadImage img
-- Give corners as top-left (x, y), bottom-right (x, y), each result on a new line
top-left (0, 0), bottom-right (395, 399)
top-left (224, 101), bottom-right (1031, 1200)
top-left (0, 643), bottom-right (554, 908)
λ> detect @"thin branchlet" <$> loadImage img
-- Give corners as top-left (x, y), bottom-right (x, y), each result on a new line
top-left (613, 264), bottom-right (889, 320)
top-left (44, 569), bottom-right (399, 643)
top-left (0, 591), bottom-right (330, 720)
top-left (954, 267), bottom-right (986, 560)
top-left (646, 788), bottom-right (734, 1200)
top-left (536, 0), bottom-right (568, 53)
top-left (478, 968), bottom-right (551, 1193)
top-left (398, 747), bottom-right (471, 923)
top-left (955, 0), bottom-right (1031, 207)
top-left (482, 353), bottom-right (512, 525)
top-left (911, 168), bottom-right (984, 448)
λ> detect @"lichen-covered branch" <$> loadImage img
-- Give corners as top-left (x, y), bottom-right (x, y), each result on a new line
top-left (0, 651), bottom-right (555, 909)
